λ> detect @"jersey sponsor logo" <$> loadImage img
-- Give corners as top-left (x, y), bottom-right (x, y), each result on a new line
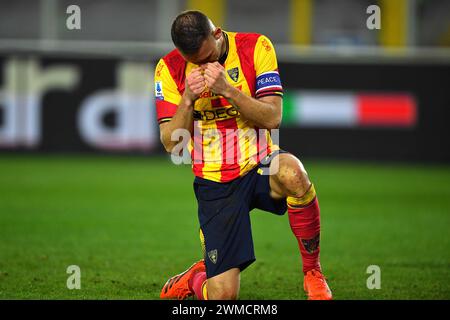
top-left (255, 71), bottom-right (282, 94)
top-left (155, 81), bottom-right (164, 100)
top-left (208, 249), bottom-right (218, 264)
top-left (193, 106), bottom-right (240, 121)
top-left (199, 90), bottom-right (219, 99)
top-left (199, 85), bottom-right (242, 100)
top-left (227, 67), bottom-right (239, 82)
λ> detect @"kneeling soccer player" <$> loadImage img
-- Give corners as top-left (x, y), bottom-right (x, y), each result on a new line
top-left (156, 11), bottom-right (332, 300)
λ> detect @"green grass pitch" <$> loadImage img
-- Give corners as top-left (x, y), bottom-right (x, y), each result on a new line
top-left (0, 155), bottom-right (449, 299)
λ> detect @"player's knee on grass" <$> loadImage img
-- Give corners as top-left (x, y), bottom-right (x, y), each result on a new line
top-left (275, 154), bottom-right (311, 198)
top-left (207, 268), bottom-right (240, 300)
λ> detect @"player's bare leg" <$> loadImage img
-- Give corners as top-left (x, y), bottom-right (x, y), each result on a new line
top-left (269, 153), bottom-right (332, 300)
top-left (205, 268), bottom-right (240, 300)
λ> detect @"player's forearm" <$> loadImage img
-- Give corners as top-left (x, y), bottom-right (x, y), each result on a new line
top-left (160, 97), bottom-right (194, 153)
top-left (223, 86), bottom-right (281, 129)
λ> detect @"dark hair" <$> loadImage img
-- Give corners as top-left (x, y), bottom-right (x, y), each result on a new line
top-left (171, 10), bottom-right (212, 54)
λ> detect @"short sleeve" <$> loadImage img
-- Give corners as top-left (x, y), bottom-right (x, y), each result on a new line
top-left (154, 59), bottom-right (182, 124)
top-left (253, 35), bottom-right (283, 99)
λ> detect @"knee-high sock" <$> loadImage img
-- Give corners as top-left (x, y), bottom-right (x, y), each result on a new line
top-left (188, 271), bottom-right (208, 300)
top-left (287, 184), bottom-right (321, 273)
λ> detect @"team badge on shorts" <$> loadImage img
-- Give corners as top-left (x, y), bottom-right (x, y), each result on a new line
top-left (208, 249), bottom-right (218, 264)
top-left (227, 67), bottom-right (239, 82)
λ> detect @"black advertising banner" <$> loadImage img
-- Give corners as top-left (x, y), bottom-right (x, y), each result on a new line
top-left (0, 55), bottom-right (158, 154)
top-left (277, 61), bottom-right (450, 162)
top-left (0, 54), bottom-right (449, 162)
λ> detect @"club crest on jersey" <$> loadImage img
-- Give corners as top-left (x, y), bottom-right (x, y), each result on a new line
top-left (208, 249), bottom-right (218, 264)
top-left (227, 67), bottom-right (239, 82)
top-left (155, 81), bottom-right (164, 100)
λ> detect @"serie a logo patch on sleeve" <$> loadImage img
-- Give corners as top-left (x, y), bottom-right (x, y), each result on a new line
top-left (155, 81), bottom-right (164, 100)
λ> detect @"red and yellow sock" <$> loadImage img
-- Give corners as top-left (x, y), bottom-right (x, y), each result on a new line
top-left (189, 271), bottom-right (208, 300)
top-left (287, 184), bottom-right (322, 274)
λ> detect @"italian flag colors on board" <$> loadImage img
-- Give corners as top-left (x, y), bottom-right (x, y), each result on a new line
top-left (282, 91), bottom-right (417, 128)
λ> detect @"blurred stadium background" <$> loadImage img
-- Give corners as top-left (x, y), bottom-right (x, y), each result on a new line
top-left (0, 0), bottom-right (449, 299)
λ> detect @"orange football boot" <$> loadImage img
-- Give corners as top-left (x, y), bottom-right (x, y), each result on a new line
top-left (160, 260), bottom-right (206, 300)
top-left (304, 269), bottom-right (333, 300)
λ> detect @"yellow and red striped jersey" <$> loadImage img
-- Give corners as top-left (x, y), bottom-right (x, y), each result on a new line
top-left (155, 32), bottom-right (283, 183)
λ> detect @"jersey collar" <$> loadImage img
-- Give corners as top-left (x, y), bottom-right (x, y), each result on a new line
top-left (218, 31), bottom-right (229, 65)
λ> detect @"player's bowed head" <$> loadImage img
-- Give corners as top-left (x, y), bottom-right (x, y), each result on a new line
top-left (171, 10), bottom-right (226, 66)
top-left (170, 10), bottom-right (231, 102)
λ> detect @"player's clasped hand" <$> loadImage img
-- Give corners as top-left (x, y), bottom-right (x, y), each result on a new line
top-left (202, 62), bottom-right (230, 97)
top-left (184, 63), bottom-right (231, 103)
top-left (184, 67), bottom-right (206, 102)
